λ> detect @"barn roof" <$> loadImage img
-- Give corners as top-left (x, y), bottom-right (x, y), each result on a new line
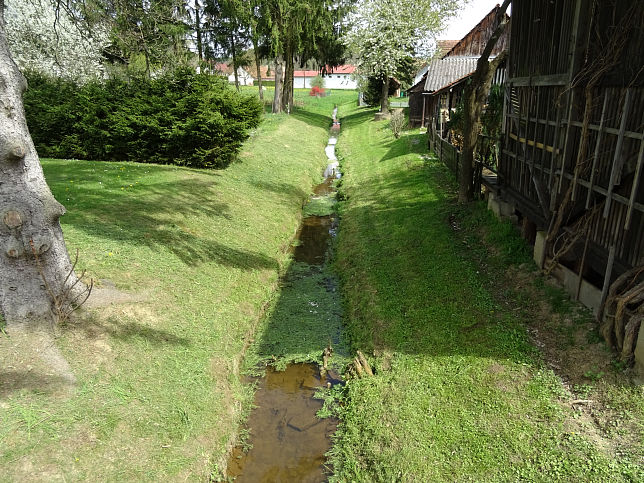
top-left (442, 4), bottom-right (509, 58)
top-left (436, 40), bottom-right (459, 57)
top-left (423, 56), bottom-right (479, 92)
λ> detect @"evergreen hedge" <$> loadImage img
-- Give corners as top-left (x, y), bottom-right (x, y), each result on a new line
top-left (23, 69), bottom-right (263, 169)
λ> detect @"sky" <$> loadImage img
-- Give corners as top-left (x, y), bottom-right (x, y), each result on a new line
top-left (440, 0), bottom-right (509, 41)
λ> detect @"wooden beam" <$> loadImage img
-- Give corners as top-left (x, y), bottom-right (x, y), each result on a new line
top-left (603, 89), bottom-right (633, 218)
top-left (508, 74), bottom-right (569, 87)
top-left (624, 129), bottom-right (644, 230)
top-left (558, 88), bottom-right (576, 195)
top-left (586, 91), bottom-right (609, 209)
top-left (568, 121), bottom-right (644, 141)
top-left (508, 132), bottom-right (558, 153)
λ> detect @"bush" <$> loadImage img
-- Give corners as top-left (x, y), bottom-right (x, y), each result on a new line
top-left (389, 109), bottom-right (406, 138)
top-left (362, 75), bottom-right (398, 107)
top-left (23, 69), bottom-right (263, 168)
top-left (309, 85), bottom-right (325, 97)
top-left (310, 75), bottom-right (325, 90)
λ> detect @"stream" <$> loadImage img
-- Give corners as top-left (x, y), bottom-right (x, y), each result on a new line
top-left (226, 110), bottom-right (345, 482)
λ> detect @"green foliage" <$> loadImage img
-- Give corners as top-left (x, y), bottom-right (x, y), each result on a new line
top-left (361, 75), bottom-right (398, 107)
top-left (310, 74), bottom-right (325, 90)
top-left (23, 69), bottom-right (262, 168)
top-left (388, 109), bottom-right (406, 138)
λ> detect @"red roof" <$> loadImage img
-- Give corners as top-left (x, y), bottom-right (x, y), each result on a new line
top-left (293, 70), bottom-right (319, 77)
top-left (293, 65), bottom-right (356, 77)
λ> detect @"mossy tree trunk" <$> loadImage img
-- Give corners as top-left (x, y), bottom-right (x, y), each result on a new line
top-left (0, 8), bottom-right (80, 325)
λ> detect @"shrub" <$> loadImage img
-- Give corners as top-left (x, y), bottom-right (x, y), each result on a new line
top-left (389, 109), bottom-right (406, 138)
top-left (310, 75), bottom-right (325, 90)
top-left (23, 69), bottom-right (263, 168)
top-left (361, 75), bottom-right (398, 107)
top-left (309, 85), bottom-right (325, 97)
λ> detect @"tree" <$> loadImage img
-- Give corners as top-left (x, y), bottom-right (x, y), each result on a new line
top-left (264, 0), bottom-right (349, 113)
top-left (103, 0), bottom-right (192, 77)
top-left (0, 0), bottom-right (86, 325)
top-left (343, 0), bottom-right (462, 115)
top-left (5, 0), bottom-right (109, 82)
top-left (458, 0), bottom-right (509, 203)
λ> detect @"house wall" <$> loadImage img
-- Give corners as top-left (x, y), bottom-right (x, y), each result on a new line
top-left (293, 73), bottom-right (357, 90)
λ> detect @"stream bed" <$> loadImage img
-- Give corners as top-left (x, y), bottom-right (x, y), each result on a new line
top-left (226, 117), bottom-right (346, 481)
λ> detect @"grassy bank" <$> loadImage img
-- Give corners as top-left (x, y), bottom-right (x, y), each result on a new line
top-left (331, 106), bottom-right (643, 481)
top-left (0, 91), bottom-right (356, 480)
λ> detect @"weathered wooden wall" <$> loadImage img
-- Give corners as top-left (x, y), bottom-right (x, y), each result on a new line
top-left (499, 0), bottom-right (644, 286)
top-left (444, 5), bottom-right (510, 58)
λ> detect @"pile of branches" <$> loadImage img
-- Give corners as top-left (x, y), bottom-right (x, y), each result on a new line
top-left (599, 266), bottom-right (644, 365)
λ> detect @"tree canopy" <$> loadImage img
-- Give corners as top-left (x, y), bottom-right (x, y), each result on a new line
top-left (343, 0), bottom-right (464, 113)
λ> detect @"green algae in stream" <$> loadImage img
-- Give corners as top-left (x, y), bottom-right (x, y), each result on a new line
top-left (247, 262), bottom-right (350, 372)
top-left (302, 192), bottom-right (337, 217)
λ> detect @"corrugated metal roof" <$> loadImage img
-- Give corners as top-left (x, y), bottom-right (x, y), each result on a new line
top-left (423, 56), bottom-right (479, 92)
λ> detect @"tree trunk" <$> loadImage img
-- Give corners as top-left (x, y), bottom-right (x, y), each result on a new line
top-left (253, 38), bottom-right (263, 101)
top-left (281, 42), bottom-right (294, 113)
top-left (380, 75), bottom-right (389, 115)
top-left (0, 17), bottom-right (81, 325)
top-left (230, 32), bottom-right (239, 91)
top-left (195, 0), bottom-right (203, 61)
top-left (458, 0), bottom-right (510, 203)
top-left (272, 56), bottom-right (283, 114)
top-left (459, 83), bottom-right (479, 202)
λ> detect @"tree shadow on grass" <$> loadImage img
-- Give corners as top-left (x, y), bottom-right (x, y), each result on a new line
top-left (75, 316), bottom-right (192, 347)
top-left (290, 108), bottom-right (334, 130)
top-left (44, 161), bottom-right (279, 270)
top-left (249, 180), bottom-right (309, 205)
top-left (0, 371), bottom-right (74, 397)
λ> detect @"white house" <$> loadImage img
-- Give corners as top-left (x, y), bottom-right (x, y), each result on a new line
top-left (293, 65), bottom-right (358, 90)
top-left (214, 63), bottom-right (254, 86)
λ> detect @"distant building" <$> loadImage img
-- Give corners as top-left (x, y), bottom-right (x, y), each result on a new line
top-left (293, 65), bottom-right (358, 90)
top-left (213, 63), bottom-right (254, 86)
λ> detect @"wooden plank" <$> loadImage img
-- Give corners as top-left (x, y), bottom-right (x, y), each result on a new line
top-left (548, 168), bottom-right (644, 214)
top-left (599, 245), bottom-right (616, 313)
top-left (508, 133), bottom-right (558, 153)
top-left (624, 132), bottom-right (644, 230)
top-left (557, 88), bottom-right (576, 195)
top-left (568, 121), bottom-right (644, 140)
top-left (548, 106), bottom-right (562, 199)
top-left (576, 232), bottom-right (591, 301)
top-left (586, 91), bottom-right (609, 209)
top-left (603, 89), bottom-right (633, 218)
top-left (570, 89), bottom-right (592, 202)
top-left (508, 74), bottom-right (569, 87)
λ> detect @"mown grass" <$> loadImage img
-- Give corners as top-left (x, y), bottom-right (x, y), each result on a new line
top-left (330, 105), bottom-right (643, 481)
top-left (0, 90), bottom-right (357, 480)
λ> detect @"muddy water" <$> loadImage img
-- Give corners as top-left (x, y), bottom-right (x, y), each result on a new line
top-left (226, 364), bottom-right (342, 482)
top-left (226, 123), bottom-right (344, 481)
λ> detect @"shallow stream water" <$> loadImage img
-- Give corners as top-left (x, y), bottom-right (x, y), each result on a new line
top-left (226, 118), bottom-right (344, 482)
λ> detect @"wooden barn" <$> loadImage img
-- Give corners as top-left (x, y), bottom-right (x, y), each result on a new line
top-left (409, 6), bottom-right (509, 128)
top-left (416, 5), bottom-right (509, 133)
top-left (493, 0), bottom-right (644, 369)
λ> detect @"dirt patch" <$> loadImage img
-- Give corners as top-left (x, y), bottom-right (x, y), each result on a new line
top-left (0, 327), bottom-right (76, 400)
top-left (492, 264), bottom-right (642, 467)
top-left (84, 279), bottom-right (148, 309)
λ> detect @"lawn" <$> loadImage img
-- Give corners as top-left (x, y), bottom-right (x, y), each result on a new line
top-left (0, 90), bottom-right (357, 480)
top-left (329, 105), bottom-right (643, 481)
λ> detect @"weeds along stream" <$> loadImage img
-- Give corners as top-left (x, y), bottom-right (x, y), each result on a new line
top-left (226, 124), bottom-right (349, 481)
